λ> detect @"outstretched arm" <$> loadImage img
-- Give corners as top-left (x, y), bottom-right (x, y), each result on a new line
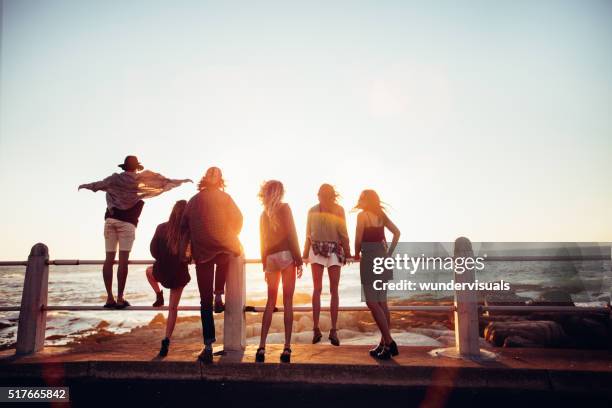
top-left (78, 175), bottom-right (113, 192)
top-left (137, 170), bottom-right (192, 196)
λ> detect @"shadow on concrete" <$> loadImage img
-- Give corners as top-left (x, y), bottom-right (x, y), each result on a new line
top-left (0, 351), bottom-right (22, 364)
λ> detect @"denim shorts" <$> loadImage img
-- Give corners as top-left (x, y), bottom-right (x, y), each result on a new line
top-left (264, 250), bottom-right (295, 273)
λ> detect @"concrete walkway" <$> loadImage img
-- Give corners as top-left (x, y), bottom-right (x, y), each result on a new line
top-left (1, 345), bottom-right (611, 394)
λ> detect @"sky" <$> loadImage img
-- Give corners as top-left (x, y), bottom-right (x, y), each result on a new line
top-left (0, 0), bottom-right (611, 260)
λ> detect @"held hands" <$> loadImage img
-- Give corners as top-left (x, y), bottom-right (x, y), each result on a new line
top-left (297, 265), bottom-right (303, 279)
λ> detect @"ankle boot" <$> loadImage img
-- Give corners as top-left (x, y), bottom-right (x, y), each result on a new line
top-left (159, 337), bottom-right (170, 357)
top-left (389, 340), bottom-right (399, 356)
top-left (152, 290), bottom-right (164, 307)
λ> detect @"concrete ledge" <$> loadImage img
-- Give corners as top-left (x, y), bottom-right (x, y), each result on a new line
top-left (0, 361), bottom-right (91, 381)
top-left (1, 360), bottom-right (609, 395)
top-left (548, 369), bottom-right (612, 394)
top-left (1, 345), bottom-right (610, 397)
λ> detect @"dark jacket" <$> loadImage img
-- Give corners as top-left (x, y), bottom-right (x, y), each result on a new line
top-left (182, 188), bottom-right (243, 263)
top-left (150, 222), bottom-right (191, 289)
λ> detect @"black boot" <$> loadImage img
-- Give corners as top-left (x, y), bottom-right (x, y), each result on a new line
top-left (158, 337), bottom-right (170, 357)
top-left (389, 340), bottom-right (399, 356)
top-left (214, 295), bottom-right (225, 313)
top-left (375, 345), bottom-right (392, 360)
top-left (198, 347), bottom-right (213, 364)
top-left (369, 342), bottom-right (384, 357)
top-left (152, 291), bottom-right (164, 307)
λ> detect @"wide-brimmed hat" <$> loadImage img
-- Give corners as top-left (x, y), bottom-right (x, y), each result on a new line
top-left (118, 155), bottom-right (144, 171)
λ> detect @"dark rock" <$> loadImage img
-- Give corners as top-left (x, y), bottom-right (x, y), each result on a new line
top-left (562, 315), bottom-right (611, 349)
top-left (45, 334), bottom-right (66, 341)
top-left (0, 321), bottom-right (13, 330)
top-left (503, 335), bottom-right (541, 348)
top-left (484, 291), bottom-right (530, 316)
top-left (484, 320), bottom-right (568, 347)
top-left (530, 290), bottom-right (574, 306)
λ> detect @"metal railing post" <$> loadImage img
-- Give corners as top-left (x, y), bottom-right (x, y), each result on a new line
top-left (223, 255), bottom-right (246, 351)
top-left (16, 243), bottom-right (49, 355)
top-left (453, 237), bottom-right (480, 357)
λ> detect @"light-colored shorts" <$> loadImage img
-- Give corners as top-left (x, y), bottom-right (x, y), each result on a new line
top-left (104, 218), bottom-right (136, 252)
top-left (264, 250), bottom-right (295, 273)
top-left (308, 247), bottom-right (343, 268)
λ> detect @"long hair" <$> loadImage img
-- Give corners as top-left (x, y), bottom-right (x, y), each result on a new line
top-left (317, 183), bottom-right (339, 210)
top-left (166, 200), bottom-right (189, 256)
top-left (258, 180), bottom-right (284, 230)
top-left (354, 189), bottom-right (386, 217)
top-left (198, 166), bottom-right (225, 191)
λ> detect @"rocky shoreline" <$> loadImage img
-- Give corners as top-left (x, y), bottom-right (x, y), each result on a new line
top-left (1, 290), bottom-right (610, 353)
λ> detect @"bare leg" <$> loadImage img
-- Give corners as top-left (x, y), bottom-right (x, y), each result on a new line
top-left (366, 301), bottom-right (393, 345)
top-left (380, 301), bottom-right (391, 344)
top-left (117, 250), bottom-right (130, 301)
top-left (328, 265), bottom-right (341, 331)
top-left (311, 263), bottom-right (324, 331)
top-left (165, 286), bottom-right (184, 339)
top-left (103, 252), bottom-right (116, 303)
top-left (259, 272), bottom-right (280, 349)
top-left (146, 266), bottom-right (161, 293)
top-left (281, 265), bottom-right (296, 348)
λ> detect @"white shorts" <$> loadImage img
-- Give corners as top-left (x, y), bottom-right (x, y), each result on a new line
top-left (308, 247), bottom-right (343, 268)
top-left (264, 250), bottom-right (295, 273)
top-left (104, 218), bottom-right (136, 252)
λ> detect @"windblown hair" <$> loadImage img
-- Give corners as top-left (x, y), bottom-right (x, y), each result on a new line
top-left (166, 200), bottom-right (190, 257)
top-left (258, 180), bottom-right (285, 230)
top-left (354, 189), bottom-right (386, 217)
top-left (198, 166), bottom-right (226, 191)
top-left (317, 183), bottom-right (339, 208)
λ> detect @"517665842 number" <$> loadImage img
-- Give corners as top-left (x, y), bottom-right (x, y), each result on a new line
top-left (1, 387), bottom-right (69, 402)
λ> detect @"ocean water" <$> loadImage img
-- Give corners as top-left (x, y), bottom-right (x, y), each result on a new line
top-left (1, 260), bottom-right (610, 348)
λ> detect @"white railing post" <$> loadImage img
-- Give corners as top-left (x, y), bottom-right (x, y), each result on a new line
top-left (223, 255), bottom-right (246, 351)
top-left (453, 236), bottom-right (480, 357)
top-left (16, 243), bottom-right (49, 355)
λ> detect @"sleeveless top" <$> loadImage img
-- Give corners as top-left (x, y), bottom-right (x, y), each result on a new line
top-left (362, 212), bottom-right (386, 243)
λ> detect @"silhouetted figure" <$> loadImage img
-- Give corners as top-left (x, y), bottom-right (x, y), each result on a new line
top-left (302, 184), bottom-right (351, 346)
top-left (182, 167), bottom-right (243, 364)
top-left (354, 190), bottom-right (400, 360)
top-left (78, 155), bottom-right (191, 309)
top-left (256, 180), bottom-right (303, 363)
top-left (145, 200), bottom-right (191, 357)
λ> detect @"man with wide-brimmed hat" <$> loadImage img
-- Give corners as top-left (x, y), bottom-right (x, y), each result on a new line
top-left (79, 155), bottom-right (192, 309)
